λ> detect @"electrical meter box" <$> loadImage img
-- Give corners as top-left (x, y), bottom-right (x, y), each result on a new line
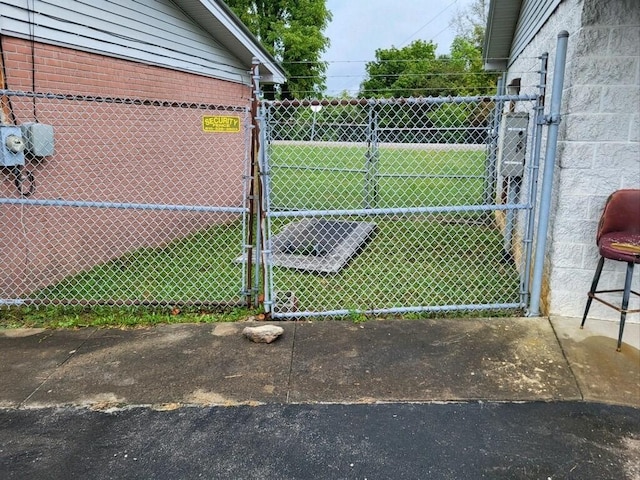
top-left (497, 112), bottom-right (529, 177)
top-left (21, 122), bottom-right (55, 157)
top-left (0, 125), bottom-right (26, 167)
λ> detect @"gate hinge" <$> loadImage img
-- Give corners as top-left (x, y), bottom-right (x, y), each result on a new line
top-left (544, 113), bottom-right (562, 125)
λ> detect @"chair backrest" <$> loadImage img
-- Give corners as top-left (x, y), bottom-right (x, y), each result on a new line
top-left (597, 189), bottom-right (640, 243)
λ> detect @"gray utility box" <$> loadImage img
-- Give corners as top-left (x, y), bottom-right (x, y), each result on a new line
top-left (0, 125), bottom-right (25, 167)
top-left (497, 112), bottom-right (529, 177)
top-left (21, 122), bottom-right (55, 157)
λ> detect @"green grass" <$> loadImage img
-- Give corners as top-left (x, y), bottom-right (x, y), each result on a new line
top-left (0, 304), bottom-right (256, 329)
top-left (270, 216), bottom-right (520, 314)
top-left (33, 221), bottom-right (246, 303)
top-left (3, 143), bottom-right (522, 327)
top-left (269, 144), bottom-right (486, 210)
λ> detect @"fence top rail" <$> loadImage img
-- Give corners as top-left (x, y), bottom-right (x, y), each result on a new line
top-left (262, 94), bottom-right (538, 108)
top-left (0, 89), bottom-right (248, 112)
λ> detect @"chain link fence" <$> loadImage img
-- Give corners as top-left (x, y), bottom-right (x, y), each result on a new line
top-left (260, 96), bottom-right (539, 318)
top-left (2, 87), bottom-right (542, 317)
top-left (1, 90), bottom-right (251, 307)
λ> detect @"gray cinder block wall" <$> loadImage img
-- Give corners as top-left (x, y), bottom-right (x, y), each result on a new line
top-left (508, 0), bottom-right (640, 321)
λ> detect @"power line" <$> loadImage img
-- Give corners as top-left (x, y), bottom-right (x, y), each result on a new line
top-left (398, 0), bottom-right (461, 47)
top-left (288, 71), bottom-right (498, 80)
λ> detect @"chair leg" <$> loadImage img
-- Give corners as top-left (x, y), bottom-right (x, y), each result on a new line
top-left (616, 261), bottom-right (635, 352)
top-left (581, 256), bottom-right (605, 328)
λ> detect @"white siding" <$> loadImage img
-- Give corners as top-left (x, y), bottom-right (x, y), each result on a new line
top-left (510, 0), bottom-right (562, 65)
top-left (0, 0), bottom-right (250, 84)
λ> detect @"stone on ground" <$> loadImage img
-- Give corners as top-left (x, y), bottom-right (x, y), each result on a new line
top-left (242, 325), bottom-right (284, 344)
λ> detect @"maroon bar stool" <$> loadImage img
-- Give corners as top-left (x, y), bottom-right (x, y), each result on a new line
top-left (581, 189), bottom-right (640, 351)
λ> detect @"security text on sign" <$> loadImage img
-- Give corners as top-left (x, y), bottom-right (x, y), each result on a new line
top-left (202, 116), bottom-right (241, 133)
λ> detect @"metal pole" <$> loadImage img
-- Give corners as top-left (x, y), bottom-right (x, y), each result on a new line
top-left (251, 60), bottom-right (264, 309)
top-left (258, 102), bottom-right (275, 315)
top-left (269, 202), bottom-right (526, 218)
top-left (311, 109), bottom-right (317, 141)
top-left (363, 105), bottom-right (380, 209)
top-left (0, 197), bottom-right (247, 212)
top-left (521, 52), bottom-right (548, 308)
top-left (528, 31), bottom-right (569, 316)
top-left (245, 58), bottom-right (261, 308)
top-left (271, 302), bottom-right (523, 319)
top-left (503, 176), bottom-right (520, 262)
top-left (484, 74), bottom-right (506, 205)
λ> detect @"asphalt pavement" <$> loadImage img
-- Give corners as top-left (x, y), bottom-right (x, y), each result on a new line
top-left (1, 402), bottom-right (639, 479)
top-left (1, 316), bottom-right (639, 479)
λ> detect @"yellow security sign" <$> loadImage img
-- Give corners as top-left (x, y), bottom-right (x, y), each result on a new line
top-left (202, 115), bottom-right (241, 133)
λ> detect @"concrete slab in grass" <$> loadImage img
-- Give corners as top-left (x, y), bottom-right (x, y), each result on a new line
top-left (24, 323), bottom-right (295, 408)
top-left (288, 318), bottom-right (581, 404)
top-left (0, 328), bottom-right (98, 408)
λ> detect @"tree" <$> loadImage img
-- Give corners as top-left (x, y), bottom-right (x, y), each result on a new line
top-left (449, 0), bottom-right (489, 45)
top-left (225, 0), bottom-right (332, 99)
top-left (448, 36), bottom-right (497, 96)
top-left (360, 40), bottom-right (463, 98)
top-left (448, 0), bottom-right (497, 96)
top-left (359, 39), bottom-right (492, 98)
top-left (359, 0), bottom-right (497, 99)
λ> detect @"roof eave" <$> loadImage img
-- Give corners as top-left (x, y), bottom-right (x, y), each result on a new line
top-left (175, 0), bottom-right (286, 84)
top-left (482, 0), bottom-right (524, 72)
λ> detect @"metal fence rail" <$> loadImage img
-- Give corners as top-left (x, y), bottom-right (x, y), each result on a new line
top-left (259, 95), bottom-right (541, 318)
top-left (1, 90), bottom-right (251, 307)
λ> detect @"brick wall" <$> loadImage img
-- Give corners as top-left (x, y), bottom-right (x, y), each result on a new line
top-left (1, 37), bottom-right (252, 298)
top-left (1, 38), bottom-right (249, 104)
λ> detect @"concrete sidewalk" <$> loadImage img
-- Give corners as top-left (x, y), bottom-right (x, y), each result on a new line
top-left (1, 316), bottom-right (638, 409)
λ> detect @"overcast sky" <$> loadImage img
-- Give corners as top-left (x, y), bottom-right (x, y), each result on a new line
top-left (322, 0), bottom-right (474, 95)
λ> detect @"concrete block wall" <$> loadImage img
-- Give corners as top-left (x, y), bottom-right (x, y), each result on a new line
top-left (552, 0), bottom-right (640, 322)
top-left (506, 0), bottom-right (640, 322)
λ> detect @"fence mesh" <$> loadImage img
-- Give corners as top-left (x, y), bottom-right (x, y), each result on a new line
top-left (2, 90), bottom-right (538, 315)
top-left (261, 97), bottom-right (536, 317)
top-left (1, 90), bottom-right (251, 306)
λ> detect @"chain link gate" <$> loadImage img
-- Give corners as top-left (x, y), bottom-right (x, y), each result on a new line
top-left (1, 89), bottom-right (252, 308)
top-left (258, 91), bottom-right (542, 319)
top-left (2, 56), bottom-right (551, 318)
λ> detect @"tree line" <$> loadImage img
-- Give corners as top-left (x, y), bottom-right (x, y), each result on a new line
top-left (226, 0), bottom-right (495, 100)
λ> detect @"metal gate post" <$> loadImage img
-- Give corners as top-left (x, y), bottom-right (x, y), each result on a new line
top-left (528, 32), bottom-right (569, 316)
top-left (363, 102), bottom-right (380, 209)
top-left (258, 101), bottom-right (275, 315)
top-left (521, 52), bottom-right (548, 308)
top-left (245, 57), bottom-right (262, 308)
top-left (483, 74), bottom-right (506, 206)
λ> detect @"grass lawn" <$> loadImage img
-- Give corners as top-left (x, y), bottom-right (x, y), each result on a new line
top-left (2, 142), bottom-right (523, 327)
top-left (266, 143), bottom-right (520, 314)
top-left (268, 143), bottom-right (486, 211)
top-left (33, 223), bottom-right (246, 304)
top-left (269, 215), bottom-right (521, 315)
